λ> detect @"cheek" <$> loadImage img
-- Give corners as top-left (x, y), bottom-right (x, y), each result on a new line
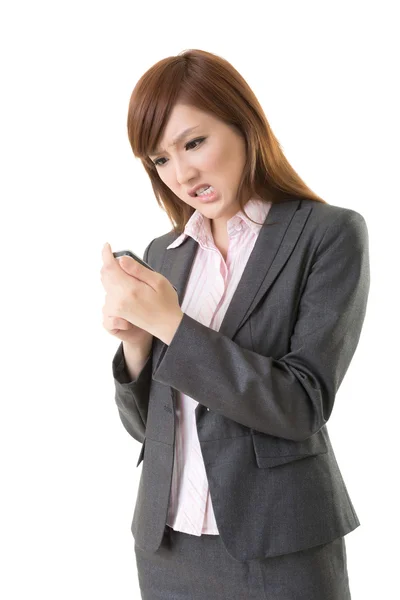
top-left (199, 147), bottom-right (221, 172)
top-left (158, 170), bottom-right (175, 190)
top-left (201, 144), bottom-right (232, 175)
top-left (226, 139), bottom-right (246, 172)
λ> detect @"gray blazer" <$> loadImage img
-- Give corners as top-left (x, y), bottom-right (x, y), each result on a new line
top-left (111, 196), bottom-right (370, 562)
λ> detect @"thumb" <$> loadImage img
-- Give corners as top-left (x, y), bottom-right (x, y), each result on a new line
top-left (118, 256), bottom-right (134, 271)
top-left (118, 256), bottom-right (146, 279)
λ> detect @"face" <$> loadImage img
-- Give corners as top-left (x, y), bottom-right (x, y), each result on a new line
top-left (148, 103), bottom-right (250, 237)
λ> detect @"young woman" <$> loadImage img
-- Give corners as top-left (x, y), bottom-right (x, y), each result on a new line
top-left (101, 49), bottom-right (370, 599)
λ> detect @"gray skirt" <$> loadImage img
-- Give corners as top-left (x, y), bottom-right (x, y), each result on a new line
top-left (134, 526), bottom-right (352, 600)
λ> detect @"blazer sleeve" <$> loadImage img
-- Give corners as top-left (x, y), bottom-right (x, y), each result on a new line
top-left (111, 238), bottom-right (155, 444)
top-left (152, 210), bottom-right (370, 442)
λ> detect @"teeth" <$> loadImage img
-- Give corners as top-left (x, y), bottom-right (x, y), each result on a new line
top-left (195, 185), bottom-right (209, 195)
top-left (196, 185), bottom-right (214, 196)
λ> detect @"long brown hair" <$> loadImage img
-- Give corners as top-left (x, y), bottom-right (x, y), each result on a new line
top-left (127, 49), bottom-right (326, 235)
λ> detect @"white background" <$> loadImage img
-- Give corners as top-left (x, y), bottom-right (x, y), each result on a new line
top-left (1, 1), bottom-right (398, 598)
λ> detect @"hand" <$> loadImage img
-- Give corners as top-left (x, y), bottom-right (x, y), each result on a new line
top-left (100, 243), bottom-right (184, 345)
top-left (102, 302), bottom-right (154, 348)
top-left (101, 245), bottom-right (153, 347)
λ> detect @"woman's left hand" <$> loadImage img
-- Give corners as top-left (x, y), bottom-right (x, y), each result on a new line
top-left (100, 243), bottom-right (184, 345)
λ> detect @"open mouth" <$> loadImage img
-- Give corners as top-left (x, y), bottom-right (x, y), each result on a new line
top-left (196, 186), bottom-right (218, 202)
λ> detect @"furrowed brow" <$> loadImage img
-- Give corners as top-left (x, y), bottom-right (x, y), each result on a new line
top-left (150, 126), bottom-right (200, 157)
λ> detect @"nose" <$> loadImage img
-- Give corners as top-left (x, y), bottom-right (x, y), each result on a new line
top-left (174, 157), bottom-right (198, 186)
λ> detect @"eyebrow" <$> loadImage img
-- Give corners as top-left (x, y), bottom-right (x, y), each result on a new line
top-left (149, 125), bottom-right (200, 157)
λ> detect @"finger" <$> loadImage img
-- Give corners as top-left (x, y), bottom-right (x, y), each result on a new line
top-left (116, 255), bottom-right (143, 279)
top-left (104, 315), bottom-right (131, 331)
top-left (119, 256), bottom-right (158, 288)
top-left (101, 243), bottom-right (121, 284)
top-left (102, 242), bottom-right (117, 267)
top-left (113, 317), bottom-right (132, 330)
top-left (118, 255), bottom-right (139, 272)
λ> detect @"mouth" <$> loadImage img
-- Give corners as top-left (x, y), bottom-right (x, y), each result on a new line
top-left (196, 186), bottom-right (219, 203)
top-left (189, 183), bottom-right (213, 197)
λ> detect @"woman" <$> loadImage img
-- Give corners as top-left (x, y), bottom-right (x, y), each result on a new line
top-left (101, 49), bottom-right (370, 599)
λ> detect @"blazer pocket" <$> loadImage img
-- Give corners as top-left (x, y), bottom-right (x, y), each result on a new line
top-left (251, 430), bottom-right (328, 468)
top-left (136, 439), bottom-right (146, 467)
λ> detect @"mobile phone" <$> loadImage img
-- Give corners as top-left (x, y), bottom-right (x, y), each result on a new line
top-left (113, 249), bottom-right (178, 292)
top-left (113, 249), bottom-right (155, 271)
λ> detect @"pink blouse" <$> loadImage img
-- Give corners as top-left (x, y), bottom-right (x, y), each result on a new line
top-left (164, 197), bottom-right (272, 535)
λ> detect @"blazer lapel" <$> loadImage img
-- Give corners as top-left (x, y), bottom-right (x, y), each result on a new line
top-left (152, 197), bottom-right (312, 367)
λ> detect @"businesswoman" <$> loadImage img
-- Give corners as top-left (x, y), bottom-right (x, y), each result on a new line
top-left (100, 49), bottom-right (370, 599)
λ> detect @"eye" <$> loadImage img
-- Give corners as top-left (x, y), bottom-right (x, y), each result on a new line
top-left (152, 137), bottom-right (206, 167)
top-left (185, 137), bottom-right (205, 151)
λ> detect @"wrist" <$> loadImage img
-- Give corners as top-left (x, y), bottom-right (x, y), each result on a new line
top-left (122, 339), bottom-right (152, 360)
top-left (157, 310), bottom-right (184, 345)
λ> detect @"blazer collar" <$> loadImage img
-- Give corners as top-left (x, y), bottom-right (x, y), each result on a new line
top-left (160, 196), bottom-right (311, 342)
